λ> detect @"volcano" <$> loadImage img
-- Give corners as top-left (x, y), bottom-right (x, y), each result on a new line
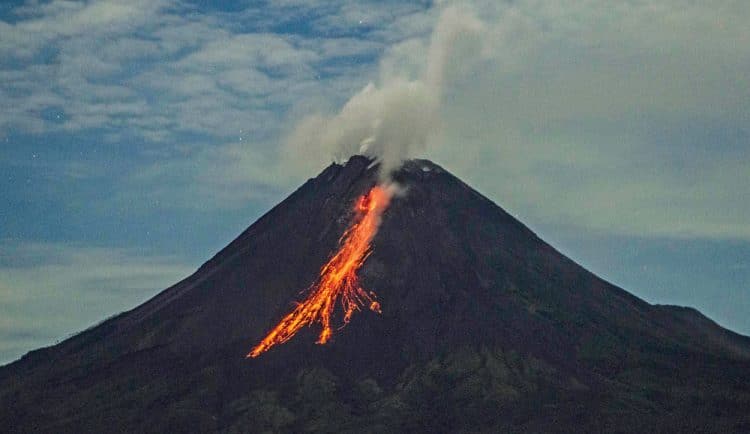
top-left (1, 156), bottom-right (749, 433)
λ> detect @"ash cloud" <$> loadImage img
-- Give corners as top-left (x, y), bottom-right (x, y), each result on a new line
top-left (285, 6), bottom-right (484, 177)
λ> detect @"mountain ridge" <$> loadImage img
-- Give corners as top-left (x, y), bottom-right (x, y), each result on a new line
top-left (1, 155), bottom-right (749, 433)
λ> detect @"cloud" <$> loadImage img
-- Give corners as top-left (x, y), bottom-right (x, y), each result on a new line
top-left (0, 0), bottom-right (398, 142)
top-left (308, 1), bottom-right (427, 37)
top-left (422, 0), bottom-right (750, 239)
top-left (1, 0), bottom-right (748, 240)
top-left (0, 241), bottom-right (195, 365)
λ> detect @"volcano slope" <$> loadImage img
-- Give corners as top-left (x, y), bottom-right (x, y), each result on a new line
top-left (1, 156), bottom-right (749, 433)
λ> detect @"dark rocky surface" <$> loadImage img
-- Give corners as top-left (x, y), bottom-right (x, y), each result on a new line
top-left (2, 156), bottom-right (749, 433)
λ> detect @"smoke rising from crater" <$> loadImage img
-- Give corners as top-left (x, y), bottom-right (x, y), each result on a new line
top-left (286, 6), bottom-right (484, 177)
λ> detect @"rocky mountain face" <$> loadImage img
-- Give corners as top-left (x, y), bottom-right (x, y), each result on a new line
top-left (1, 156), bottom-right (749, 433)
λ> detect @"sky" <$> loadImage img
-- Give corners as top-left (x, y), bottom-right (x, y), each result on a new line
top-left (1, 0), bottom-right (748, 365)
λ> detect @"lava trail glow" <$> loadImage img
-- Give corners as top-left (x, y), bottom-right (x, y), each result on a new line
top-left (248, 185), bottom-right (392, 358)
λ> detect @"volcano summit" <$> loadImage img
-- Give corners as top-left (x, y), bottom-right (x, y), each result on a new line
top-left (1, 156), bottom-right (749, 433)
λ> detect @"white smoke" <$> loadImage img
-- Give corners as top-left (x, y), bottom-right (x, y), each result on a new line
top-left (285, 6), bottom-right (484, 177)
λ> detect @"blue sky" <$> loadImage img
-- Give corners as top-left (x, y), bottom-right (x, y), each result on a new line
top-left (1, 0), bottom-right (748, 364)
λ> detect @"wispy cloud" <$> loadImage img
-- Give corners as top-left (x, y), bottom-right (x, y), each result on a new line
top-left (0, 0), bottom-right (423, 210)
top-left (0, 0), bottom-right (400, 142)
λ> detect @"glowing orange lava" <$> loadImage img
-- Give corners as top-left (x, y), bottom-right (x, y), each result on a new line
top-left (247, 185), bottom-right (392, 358)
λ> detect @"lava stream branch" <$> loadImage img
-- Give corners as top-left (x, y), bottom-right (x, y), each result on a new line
top-left (247, 184), bottom-right (392, 358)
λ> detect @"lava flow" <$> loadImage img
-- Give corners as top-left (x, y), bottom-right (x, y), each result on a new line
top-left (247, 184), bottom-right (392, 358)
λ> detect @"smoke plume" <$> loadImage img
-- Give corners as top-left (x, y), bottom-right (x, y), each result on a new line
top-left (286, 6), bottom-right (484, 177)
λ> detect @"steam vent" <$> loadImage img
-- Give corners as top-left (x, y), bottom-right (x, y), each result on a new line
top-left (2, 156), bottom-right (749, 433)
